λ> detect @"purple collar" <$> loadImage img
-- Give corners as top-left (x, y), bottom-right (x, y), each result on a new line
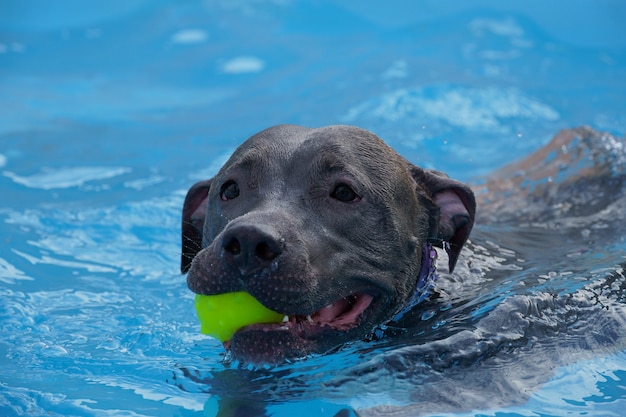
top-left (391, 243), bottom-right (438, 322)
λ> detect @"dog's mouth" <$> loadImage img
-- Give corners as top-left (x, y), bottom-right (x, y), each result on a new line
top-left (223, 292), bottom-right (375, 351)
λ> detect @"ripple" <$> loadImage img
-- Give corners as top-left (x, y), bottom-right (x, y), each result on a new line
top-left (0, 256), bottom-right (33, 284)
top-left (13, 249), bottom-right (118, 273)
top-left (171, 28), bottom-right (209, 44)
top-left (219, 56), bottom-right (265, 74)
top-left (3, 166), bottom-right (131, 190)
top-left (342, 85), bottom-right (560, 131)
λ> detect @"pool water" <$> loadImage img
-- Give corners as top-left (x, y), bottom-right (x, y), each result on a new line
top-left (1, 1), bottom-right (626, 416)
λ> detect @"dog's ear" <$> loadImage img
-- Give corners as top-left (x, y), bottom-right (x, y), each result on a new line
top-left (181, 179), bottom-right (212, 273)
top-left (409, 166), bottom-right (476, 272)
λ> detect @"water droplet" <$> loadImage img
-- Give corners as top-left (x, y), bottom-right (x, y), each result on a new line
top-left (421, 310), bottom-right (436, 321)
top-left (97, 337), bottom-right (120, 351)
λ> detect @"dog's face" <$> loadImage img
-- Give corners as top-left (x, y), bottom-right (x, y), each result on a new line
top-left (182, 125), bottom-right (475, 363)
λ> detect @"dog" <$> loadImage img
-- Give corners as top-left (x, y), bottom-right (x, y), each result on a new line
top-left (181, 124), bottom-right (476, 363)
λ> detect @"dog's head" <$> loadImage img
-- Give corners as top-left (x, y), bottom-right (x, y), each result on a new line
top-left (181, 125), bottom-right (475, 363)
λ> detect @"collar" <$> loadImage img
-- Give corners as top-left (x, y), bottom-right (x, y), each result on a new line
top-left (390, 243), bottom-right (439, 322)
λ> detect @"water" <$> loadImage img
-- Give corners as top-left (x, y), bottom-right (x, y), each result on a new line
top-left (1, 1), bottom-right (626, 416)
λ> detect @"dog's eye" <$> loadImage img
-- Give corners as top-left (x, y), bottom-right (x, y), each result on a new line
top-left (220, 181), bottom-right (240, 201)
top-left (331, 183), bottom-right (360, 203)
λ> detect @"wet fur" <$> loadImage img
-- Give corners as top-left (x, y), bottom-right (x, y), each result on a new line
top-left (181, 124), bottom-right (476, 363)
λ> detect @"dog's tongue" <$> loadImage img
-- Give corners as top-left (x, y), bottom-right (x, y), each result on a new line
top-left (313, 293), bottom-right (373, 327)
top-left (224, 293), bottom-right (374, 351)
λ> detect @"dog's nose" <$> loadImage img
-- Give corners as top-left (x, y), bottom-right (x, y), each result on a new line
top-left (221, 223), bottom-right (284, 276)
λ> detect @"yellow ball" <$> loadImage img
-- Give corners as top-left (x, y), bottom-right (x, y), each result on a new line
top-left (194, 292), bottom-right (284, 342)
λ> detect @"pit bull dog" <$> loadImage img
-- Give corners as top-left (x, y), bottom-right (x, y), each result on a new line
top-left (181, 124), bottom-right (476, 363)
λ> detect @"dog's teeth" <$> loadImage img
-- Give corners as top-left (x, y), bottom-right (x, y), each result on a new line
top-left (306, 315), bottom-right (314, 323)
top-left (282, 315), bottom-right (289, 323)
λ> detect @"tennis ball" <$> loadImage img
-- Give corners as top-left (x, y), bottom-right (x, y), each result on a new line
top-left (194, 292), bottom-right (284, 342)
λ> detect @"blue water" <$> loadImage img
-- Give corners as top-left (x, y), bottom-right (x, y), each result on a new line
top-left (1, 1), bottom-right (626, 416)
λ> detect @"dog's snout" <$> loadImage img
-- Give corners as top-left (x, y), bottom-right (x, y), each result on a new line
top-left (223, 236), bottom-right (242, 256)
top-left (254, 241), bottom-right (281, 261)
top-left (222, 224), bottom-right (284, 276)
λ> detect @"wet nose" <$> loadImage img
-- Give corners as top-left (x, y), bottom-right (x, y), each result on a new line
top-left (221, 223), bottom-right (284, 276)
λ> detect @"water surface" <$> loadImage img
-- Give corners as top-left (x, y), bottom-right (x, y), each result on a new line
top-left (1, 1), bottom-right (625, 416)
